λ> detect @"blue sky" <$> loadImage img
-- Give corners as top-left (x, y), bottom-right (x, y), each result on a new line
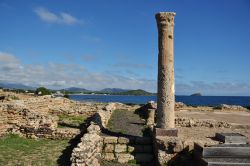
top-left (0, 0), bottom-right (250, 95)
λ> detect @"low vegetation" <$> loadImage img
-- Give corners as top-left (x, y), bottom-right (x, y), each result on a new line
top-left (58, 114), bottom-right (87, 128)
top-left (0, 134), bottom-right (70, 166)
top-left (114, 89), bottom-right (154, 96)
top-left (35, 87), bottom-right (51, 95)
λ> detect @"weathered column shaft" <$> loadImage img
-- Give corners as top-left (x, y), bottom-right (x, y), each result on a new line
top-left (156, 12), bottom-right (176, 129)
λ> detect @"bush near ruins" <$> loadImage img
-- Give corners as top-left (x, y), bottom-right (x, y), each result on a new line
top-left (35, 87), bottom-right (51, 96)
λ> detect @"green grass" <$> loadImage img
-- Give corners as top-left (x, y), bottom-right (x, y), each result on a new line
top-left (0, 134), bottom-right (70, 166)
top-left (58, 114), bottom-right (87, 128)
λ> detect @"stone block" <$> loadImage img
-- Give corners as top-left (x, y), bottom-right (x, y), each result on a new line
top-left (116, 153), bottom-right (134, 163)
top-left (127, 146), bottom-right (135, 153)
top-left (215, 133), bottom-right (247, 144)
top-left (104, 144), bottom-right (114, 153)
top-left (118, 137), bottom-right (129, 144)
top-left (135, 137), bottom-right (152, 145)
top-left (155, 136), bottom-right (184, 153)
top-left (202, 157), bottom-right (250, 166)
top-left (146, 109), bottom-right (155, 125)
top-left (202, 144), bottom-right (250, 158)
top-left (183, 140), bottom-right (194, 151)
top-left (103, 153), bottom-right (115, 161)
top-left (154, 128), bottom-right (178, 137)
top-left (103, 136), bottom-right (117, 144)
top-left (115, 144), bottom-right (127, 153)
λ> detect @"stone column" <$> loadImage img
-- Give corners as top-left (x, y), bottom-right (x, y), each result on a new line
top-left (155, 12), bottom-right (176, 131)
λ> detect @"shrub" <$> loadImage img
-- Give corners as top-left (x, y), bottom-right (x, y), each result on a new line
top-left (35, 87), bottom-right (51, 96)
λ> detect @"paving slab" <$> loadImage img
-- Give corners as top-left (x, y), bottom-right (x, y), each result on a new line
top-left (216, 133), bottom-right (247, 144)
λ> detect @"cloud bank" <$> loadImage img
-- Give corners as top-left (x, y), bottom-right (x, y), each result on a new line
top-left (1, 52), bottom-right (250, 95)
top-left (0, 52), bottom-right (156, 91)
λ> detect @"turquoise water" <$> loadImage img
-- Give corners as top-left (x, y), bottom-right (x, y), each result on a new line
top-left (69, 95), bottom-right (250, 106)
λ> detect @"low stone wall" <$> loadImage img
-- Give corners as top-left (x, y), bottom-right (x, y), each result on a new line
top-left (93, 103), bottom-right (118, 128)
top-left (139, 102), bottom-right (232, 129)
top-left (154, 135), bottom-right (218, 165)
top-left (175, 117), bottom-right (231, 128)
top-left (0, 102), bottom-right (83, 139)
top-left (71, 123), bottom-right (103, 166)
top-left (0, 103), bottom-right (58, 138)
top-left (102, 136), bottom-right (153, 163)
top-left (102, 136), bottom-right (134, 163)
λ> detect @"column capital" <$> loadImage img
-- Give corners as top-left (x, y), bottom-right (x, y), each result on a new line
top-left (155, 12), bottom-right (176, 28)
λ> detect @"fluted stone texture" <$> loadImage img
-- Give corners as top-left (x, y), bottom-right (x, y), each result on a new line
top-left (156, 12), bottom-right (176, 129)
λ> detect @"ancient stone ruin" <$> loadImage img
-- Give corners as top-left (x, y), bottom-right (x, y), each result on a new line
top-left (155, 12), bottom-right (178, 137)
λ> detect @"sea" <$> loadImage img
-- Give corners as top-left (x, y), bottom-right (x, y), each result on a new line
top-left (69, 95), bottom-right (250, 107)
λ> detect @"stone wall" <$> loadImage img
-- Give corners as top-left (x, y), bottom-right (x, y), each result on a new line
top-left (0, 102), bottom-right (82, 139)
top-left (175, 117), bottom-right (231, 128)
top-left (71, 123), bottom-right (103, 166)
top-left (102, 136), bottom-right (153, 163)
top-left (93, 102), bottom-right (119, 128)
top-left (154, 135), bottom-right (219, 165)
top-left (0, 102), bottom-right (58, 138)
top-left (139, 102), bottom-right (231, 129)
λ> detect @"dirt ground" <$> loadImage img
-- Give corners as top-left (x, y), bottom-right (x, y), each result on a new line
top-left (106, 109), bottom-right (146, 137)
top-left (177, 110), bottom-right (250, 125)
top-left (177, 109), bottom-right (250, 144)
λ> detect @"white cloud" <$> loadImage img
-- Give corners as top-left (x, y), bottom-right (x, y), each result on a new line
top-left (0, 52), bottom-right (19, 63)
top-left (2, 52), bottom-right (249, 95)
top-left (34, 7), bottom-right (81, 25)
top-left (0, 52), bottom-right (156, 92)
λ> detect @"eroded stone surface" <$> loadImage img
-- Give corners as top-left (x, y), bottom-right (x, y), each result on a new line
top-left (115, 144), bottom-right (127, 153)
top-left (116, 153), bottom-right (134, 163)
top-left (103, 136), bottom-right (118, 144)
top-left (156, 12), bottom-right (176, 129)
top-left (71, 124), bottom-right (103, 166)
top-left (118, 137), bottom-right (129, 144)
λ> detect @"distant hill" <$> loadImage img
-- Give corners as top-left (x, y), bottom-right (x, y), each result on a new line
top-left (115, 89), bottom-right (153, 96)
top-left (100, 88), bottom-right (130, 93)
top-left (190, 93), bottom-right (202, 96)
top-left (0, 82), bottom-right (35, 90)
top-left (63, 87), bottom-right (90, 92)
top-left (0, 82), bottom-right (154, 96)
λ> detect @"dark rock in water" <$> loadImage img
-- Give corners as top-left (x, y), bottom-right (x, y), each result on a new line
top-left (190, 93), bottom-right (202, 96)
